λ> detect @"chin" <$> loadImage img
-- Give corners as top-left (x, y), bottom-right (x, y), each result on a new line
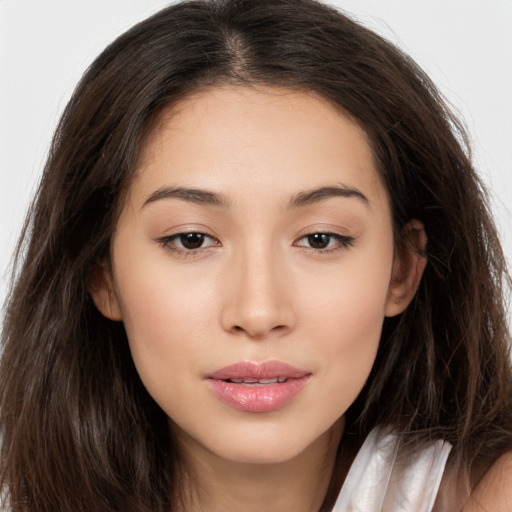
top-left (180, 417), bottom-right (342, 467)
top-left (220, 440), bottom-right (310, 465)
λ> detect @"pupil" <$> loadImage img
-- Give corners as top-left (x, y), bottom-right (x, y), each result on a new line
top-left (308, 233), bottom-right (330, 249)
top-left (180, 233), bottom-right (204, 249)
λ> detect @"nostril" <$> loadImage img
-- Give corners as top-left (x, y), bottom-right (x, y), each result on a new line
top-left (229, 323), bottom-right (288, 337)
top-left (221, 297), bottom-right (295, 338)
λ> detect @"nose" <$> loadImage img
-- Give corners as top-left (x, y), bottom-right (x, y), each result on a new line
top-left (220, 245), bottom-right (295, 339)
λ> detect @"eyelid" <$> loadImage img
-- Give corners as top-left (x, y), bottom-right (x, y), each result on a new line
top-left (155, 223), bottom-right (218, 242)
top-left (156, 228), bottom-right (221, 258)
top-left (167, 232), bottom-right (219, 247)
top-left (293, 227), bottom-right (355, 253)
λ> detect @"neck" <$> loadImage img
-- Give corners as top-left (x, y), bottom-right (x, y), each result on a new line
top-left (175, 418), bottom-right (344, 512)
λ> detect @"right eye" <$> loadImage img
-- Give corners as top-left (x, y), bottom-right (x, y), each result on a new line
top-left (158, 232), bottom-right (220, 255)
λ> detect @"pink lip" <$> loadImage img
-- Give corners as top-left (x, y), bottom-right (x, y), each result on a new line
top-left (206, 361), bottom-right (311, 413)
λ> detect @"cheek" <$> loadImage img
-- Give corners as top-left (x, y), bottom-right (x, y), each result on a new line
top-left (112, 250), bottom-right (219, 395)
top-left (298, 247), bottom-right (393, 397)
top-left (311, 297), bottom-right (384, 421)
top-left (300, 246), bottom-right (392, 339)
top-left (311, 284), bottom-right (386, 373)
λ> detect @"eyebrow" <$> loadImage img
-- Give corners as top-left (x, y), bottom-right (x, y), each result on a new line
top-left (288, 185), bottom-right (370, 208)
top-left (142, 186), bottom-right (231, 209)
top-left (142, 184), bottom-right (369, 210)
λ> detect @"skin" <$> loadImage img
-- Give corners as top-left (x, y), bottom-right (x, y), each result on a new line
top-left (91, 86), bottom-right (427, 511)
top-left (462, 452), bottom-right (512, 511)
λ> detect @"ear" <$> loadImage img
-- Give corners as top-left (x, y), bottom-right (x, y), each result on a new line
top-left (385, 219), bottom-right (427, 317)
top-left (87, 262), bottom-right (123, 321)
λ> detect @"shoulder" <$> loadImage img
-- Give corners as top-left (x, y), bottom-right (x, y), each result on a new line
top-left (462, 451), bottom-right (512, 511)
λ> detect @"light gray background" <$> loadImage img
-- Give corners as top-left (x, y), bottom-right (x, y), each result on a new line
top-left (1, 1), bottom-right (511, 319)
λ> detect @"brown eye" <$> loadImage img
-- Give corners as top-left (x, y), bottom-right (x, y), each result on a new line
top-left (179, 233), bottom-right (208, 249)
top-left (295, 232), bottom-right (355, 252)
top-left (307, 233), bottom-right (331, 249)
top-left (159, 232), bottom-right (219, 253)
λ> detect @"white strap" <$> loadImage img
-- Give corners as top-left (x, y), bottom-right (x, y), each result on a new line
top-left (332, 428), bottom-right (452, 512)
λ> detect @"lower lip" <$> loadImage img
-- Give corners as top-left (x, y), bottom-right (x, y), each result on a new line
top-left (206, 377), bottom-right (310, 412)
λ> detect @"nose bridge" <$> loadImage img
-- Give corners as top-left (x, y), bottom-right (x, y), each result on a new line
top-left (221, 238), bottom-right (293, 338)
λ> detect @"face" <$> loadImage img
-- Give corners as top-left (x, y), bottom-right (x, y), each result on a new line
top-left (92, 86), bottom-right (424, 466)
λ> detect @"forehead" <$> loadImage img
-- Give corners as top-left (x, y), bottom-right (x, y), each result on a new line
top-left (130, 85), bottom-right (388, 210)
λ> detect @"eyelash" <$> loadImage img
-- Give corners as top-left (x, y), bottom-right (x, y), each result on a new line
top-left (294, 232), bottom-right (355, 253)
top-left (158, 232), bottom-right (220, 258)
top-left (158, 231), bottom-right (355, 257)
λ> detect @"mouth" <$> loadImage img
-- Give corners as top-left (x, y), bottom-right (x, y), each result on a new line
top-left (206, 361), bottom-right (312, 413)
top-left (207, 360), bottom-right (310, 381)
top-left (222, 376), bottom-right (289, 386)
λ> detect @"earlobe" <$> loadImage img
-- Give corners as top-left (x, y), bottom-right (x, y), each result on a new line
top-left (385, 219), bottom-right (427, 317)
top-left (87, 262), bottom-right (123, 321)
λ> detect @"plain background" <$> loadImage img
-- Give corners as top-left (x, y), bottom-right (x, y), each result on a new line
top-left (1, 0), bottom-right (511, 322)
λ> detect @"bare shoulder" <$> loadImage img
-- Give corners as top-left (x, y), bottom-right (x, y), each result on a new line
top-left (462, 451), bottom-right (512, 511)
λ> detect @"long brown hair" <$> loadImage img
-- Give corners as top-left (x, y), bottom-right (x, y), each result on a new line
top-left (1, 0), bottom-right (511, 510)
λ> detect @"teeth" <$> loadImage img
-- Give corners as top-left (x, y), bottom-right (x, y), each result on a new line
top-left (258, 378), bottom-right (279, 384)
top-left (227, 377), bottom-right (288, 384)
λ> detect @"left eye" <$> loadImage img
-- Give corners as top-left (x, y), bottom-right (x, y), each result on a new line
top-left (295, 233), bottom-right (354, 250)
top-left (161, 232), bottom-right (218, 251)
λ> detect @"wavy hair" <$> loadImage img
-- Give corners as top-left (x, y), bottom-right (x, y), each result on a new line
top-left (1, 0), bottom-right (511, 510)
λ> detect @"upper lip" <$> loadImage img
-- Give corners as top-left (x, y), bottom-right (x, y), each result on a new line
top-left (207, 361), bottom-right (311, 381)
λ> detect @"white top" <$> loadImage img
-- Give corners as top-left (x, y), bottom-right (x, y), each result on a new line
top-left (332, 427), bottom-right (452, 512)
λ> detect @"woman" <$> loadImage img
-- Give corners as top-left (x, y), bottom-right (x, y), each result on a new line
top-left (1, 0), bottom-right (511, 510)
